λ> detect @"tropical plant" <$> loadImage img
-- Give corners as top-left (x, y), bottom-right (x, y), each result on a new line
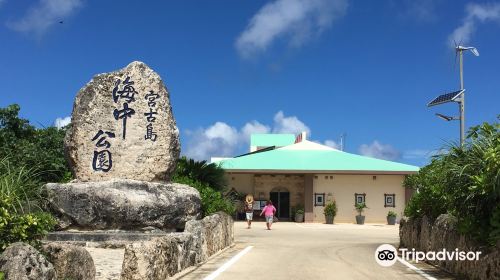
top-left (387, 211), bottom-right (397, 218)
top-left (296, 209), bottom-right (305, 215)
top-left (404, 117), bottom-right (500, 245)
top-left (174, 157), bottom-right (226, 191)
top-left (0, 104), bottom-right (72, 184)
top-left (323, 201), bottom-right (337, 217)
top-left (0, 158), bottom-right (56, 251)
top-left (172, 175), bottom-right (235, 217)
top-left (355, 202), bottom-right (367, 216)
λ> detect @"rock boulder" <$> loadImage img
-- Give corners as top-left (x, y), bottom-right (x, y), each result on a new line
top-left (45, 179), bottom-right (201, 230)
top-left (65, 61), bottom-right (180, 182)
top-left (0, 242), bottom-right (56, 280)
top-left (41, 243), bottom-right (96, 280)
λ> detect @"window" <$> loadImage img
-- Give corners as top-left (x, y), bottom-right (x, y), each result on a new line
top-left (354, 193), bottom-right (366, 205)
top-left (314, 193), bottom-right (325, 206)
top-left (384, 194), bottom-right (396, 207)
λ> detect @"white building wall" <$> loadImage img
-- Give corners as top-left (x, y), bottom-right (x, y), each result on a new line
top-left (312, 174), bottom-right (406, 223)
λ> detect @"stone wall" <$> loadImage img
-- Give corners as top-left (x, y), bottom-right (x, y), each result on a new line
top-left (121, 212), bottom-right (234, 280)
top-left (254, 174), bottom-right (305, 207)
top-left (400, 214), bottom-right (500, 279)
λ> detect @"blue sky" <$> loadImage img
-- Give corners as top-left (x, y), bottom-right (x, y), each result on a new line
top-left (1, 0), bottom-right (499, 166)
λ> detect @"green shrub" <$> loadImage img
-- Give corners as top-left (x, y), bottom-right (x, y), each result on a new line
top-left (0, 158), bottom-right (56, 252)
top-left (404, 117), bottom-right (500, 245)
top-left (387, 211), bottom-right (397, 218)
top-left (0, 205), bottom-right (56, 250)
top-left (355, 202), bottom-right (368, 215)
top-left (174, 157), bottom-right (226, 191)
top-left (172, 175), bottom-right (235, 217)
top-left (323, 201), bottom-right (337, 217)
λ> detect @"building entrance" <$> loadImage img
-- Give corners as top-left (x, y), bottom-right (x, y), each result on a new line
top-left (270, 189), bottom-right (290, 219)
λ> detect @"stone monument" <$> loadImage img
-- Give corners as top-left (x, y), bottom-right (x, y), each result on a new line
top-left (45, 61), bottom-right (201, 233)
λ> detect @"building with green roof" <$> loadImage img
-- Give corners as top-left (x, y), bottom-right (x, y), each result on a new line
top-left (216, 132), bottom-right (419, 223)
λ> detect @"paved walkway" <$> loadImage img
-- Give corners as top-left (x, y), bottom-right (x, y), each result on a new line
top-left (180, 221), bottom-right (455, 280)
top-left (86, 248), bottom-right (124, 280)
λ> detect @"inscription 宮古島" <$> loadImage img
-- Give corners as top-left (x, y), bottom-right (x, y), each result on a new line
top-left (144, 91), bottom-right (159, 141)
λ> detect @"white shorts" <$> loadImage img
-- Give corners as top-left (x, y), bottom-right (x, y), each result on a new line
top-left (265, 216), bottom-right (273, 223)
top-left (246, 212), bottom-right (253, 220)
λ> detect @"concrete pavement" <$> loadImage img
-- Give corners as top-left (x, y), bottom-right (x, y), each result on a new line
top-left (180, 221), bottom-right (454, 280)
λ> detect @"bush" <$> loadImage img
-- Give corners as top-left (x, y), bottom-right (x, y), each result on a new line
top-left (0, 158), bottom-right (56, 252)
top-left (404, 117), bottom-right (500, 245)
top-left (323, 201), bottom-right (337, 217)
top-left (174, 157), bottom-right (226, 191)
top-left (355, 202), bottom-right (367, 215)
top-left (173, 175), bottom-right (235, 217)
top-left (387, 211), bottom-right (397, 218)
top-left (0, 206), bottom-right (56, 250)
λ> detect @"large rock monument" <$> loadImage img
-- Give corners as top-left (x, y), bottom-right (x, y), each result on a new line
top-left (45, 61), bottom-right (201, 232)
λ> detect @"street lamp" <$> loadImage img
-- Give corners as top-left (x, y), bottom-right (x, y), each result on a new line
top-left (427, 45), bottom-right (479, 146)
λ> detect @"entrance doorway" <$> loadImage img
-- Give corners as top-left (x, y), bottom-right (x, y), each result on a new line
top-left (270, 188), bottom-right (290, 219)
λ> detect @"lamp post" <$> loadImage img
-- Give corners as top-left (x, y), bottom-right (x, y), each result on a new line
top-left (427, 46), bottom-right (478, 146)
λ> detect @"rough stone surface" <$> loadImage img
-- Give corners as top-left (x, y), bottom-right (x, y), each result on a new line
top-left (65, 61), bottom-right (180, 182)
top-left (400, 214), bottom-right (500, 280)
top-left (121, 212), bottom-right (234, 280)
top-left (42, 243), bottom-right (96, 280)
top-left (45, 179), bottom-right (201, 230)
top-left (0, 242), bottom-right (56, 280)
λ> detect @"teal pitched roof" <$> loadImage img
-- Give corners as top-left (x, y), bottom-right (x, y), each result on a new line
top-left (219, 147), bottom-right (419, 174)
top-left (250, 134), bottom-right (295, 147)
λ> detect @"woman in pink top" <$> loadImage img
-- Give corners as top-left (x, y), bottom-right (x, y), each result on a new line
top-left (260, 200), bottom-right (277, 230)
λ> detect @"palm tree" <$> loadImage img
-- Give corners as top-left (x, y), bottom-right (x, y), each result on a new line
top-left (174, 157), bottom-right (227, 191)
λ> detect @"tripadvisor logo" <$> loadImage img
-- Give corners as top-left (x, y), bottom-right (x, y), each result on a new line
top-left (375, 244), bottom-right (482, 267)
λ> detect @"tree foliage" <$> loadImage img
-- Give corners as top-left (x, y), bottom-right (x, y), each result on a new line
top-left (172, 175), bottom-right (235, 216)
top-left (0, 104), bottom-right (72, 183)
top-left (174, 156), bottom-right (227, 191)
top-left (404, 117), bottom-right (500, 245)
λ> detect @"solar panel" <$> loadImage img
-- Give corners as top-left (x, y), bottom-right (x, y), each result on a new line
top-left (427, 89), bottom-right (464, 107)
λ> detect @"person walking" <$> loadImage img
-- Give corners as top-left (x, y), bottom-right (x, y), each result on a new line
top-left (260, 200), bottom-right (277, 230)
top-left (245, 194), bottom-right (254, 229)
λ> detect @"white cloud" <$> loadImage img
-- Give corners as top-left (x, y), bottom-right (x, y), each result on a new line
top-left (241, 121), bottom-right (271, 141)
top-left (324, 139), bottom-right (340, 150)
top-left (272, 111), bottom-right (310, 135)
top-left (184, 111), bottom-right (310, 160)
top-left (7, 0), bottom-right (83, 37)
top-left (53, 116), bottom-right (71, 128)
top-left (448, 3), bottom-right (500, 45)
top-left (402, 149), bottom-right (443, 160)
top-left (400, 0), bottom-right (439, 23)
top-left (235, 0), bottom-right (348, 58)
top-left (359, 141), bottom-right (400, 161)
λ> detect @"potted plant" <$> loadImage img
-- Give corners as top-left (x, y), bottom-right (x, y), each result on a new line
top-left (295, 208), bottom-right (304, 223)
top-left (324, 201), bottom-right (337, 224)
top-left (355, 202), bottom-right (367, 225)
top-left (387, 211), bottom-right (397, 225)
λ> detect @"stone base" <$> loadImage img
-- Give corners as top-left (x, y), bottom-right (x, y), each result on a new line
top-left (44, 179), bottom-right (201, 231)
top-left (121, 212), bottom-right (234, 280)
top-left (44, 231), bottom-right (172, 248)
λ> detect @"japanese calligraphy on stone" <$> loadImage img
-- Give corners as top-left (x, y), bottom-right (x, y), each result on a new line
top-left (113, 77), bottom-right (136, 139)
top-left (144, 91), bottom-right (159, 141)
top-left (91, 130), bottom-right (115, 172)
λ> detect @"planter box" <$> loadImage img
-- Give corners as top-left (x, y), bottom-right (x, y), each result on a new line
top-left (387, 216), bottom-right (396, 225)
